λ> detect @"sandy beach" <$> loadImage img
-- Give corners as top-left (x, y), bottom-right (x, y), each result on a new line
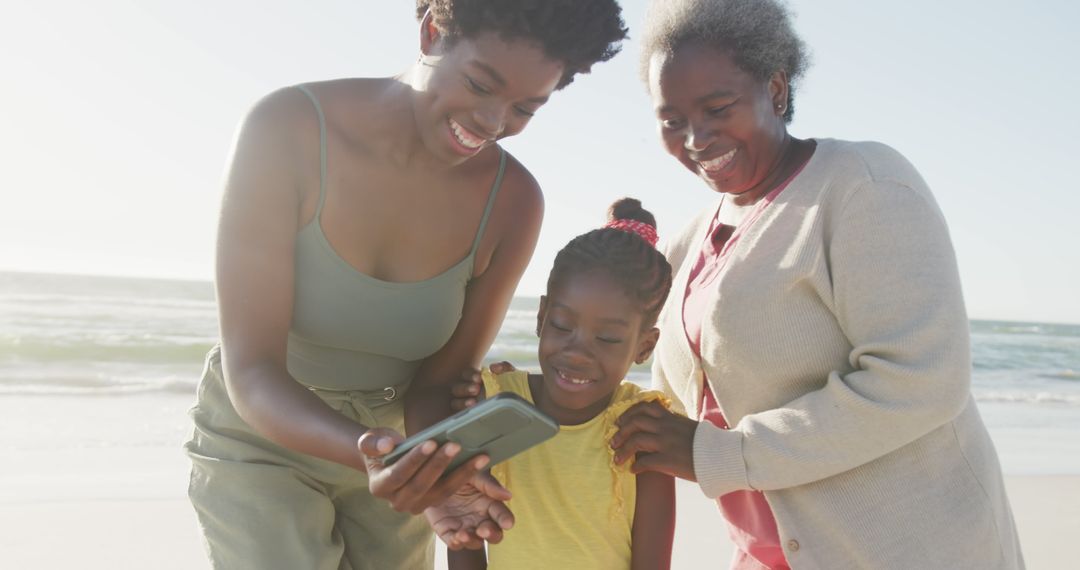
top-left (1, 394), bottom-right (1075, 569)
top-left (2, 475), bottom-right (1074, 568)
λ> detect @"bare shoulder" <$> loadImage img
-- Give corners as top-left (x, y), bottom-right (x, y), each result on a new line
top-left (466, 149), bottom-right (543, 276)
top-left (236, 78), bottom-right (390, 158)
top-left (492, 149), bottom-right (545, 227)
top-left (239, 85), bottom-right (321, 142)
top-left (295, 78), bottom-right (406, 145)
top-left (225, 86), bottom-right (325, 203)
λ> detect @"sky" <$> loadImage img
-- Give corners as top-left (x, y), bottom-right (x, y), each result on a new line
top-left (1, 0), bottom-right (1077, 324)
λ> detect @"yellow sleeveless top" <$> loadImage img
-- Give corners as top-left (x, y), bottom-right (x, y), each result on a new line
top-left (481, 370), bottom-right (668, 569)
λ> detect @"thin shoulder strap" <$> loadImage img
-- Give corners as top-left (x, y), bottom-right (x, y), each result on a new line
top-left (470, 147), bottom-right (508, 256)
top-left (295, 85), bottom-right (328, 216)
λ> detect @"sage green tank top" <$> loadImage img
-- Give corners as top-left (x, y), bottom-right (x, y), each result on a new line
top-left (287, 85), bottom-right (506, 391)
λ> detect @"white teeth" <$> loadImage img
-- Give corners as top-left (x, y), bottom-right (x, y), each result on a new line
top-left (449, 119), bottom-right (486, 149)
top-left (698, 148), bottom-right (736, 172)
top-left (559, 370), bottom-right (593, 385)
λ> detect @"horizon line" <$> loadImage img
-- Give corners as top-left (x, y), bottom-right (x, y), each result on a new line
top-left (2, 267), bottom-right (1076, 328)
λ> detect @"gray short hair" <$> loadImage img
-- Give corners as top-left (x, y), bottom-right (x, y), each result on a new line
top-left (639, 0), bottom-right (809, 122)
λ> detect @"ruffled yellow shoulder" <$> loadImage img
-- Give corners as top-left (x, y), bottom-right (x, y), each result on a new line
top-left (598, 383), bottom-right (673, 519)
top-left (479, 368), bottom-right (530, 400)
top-left (602, 384), bottom-right (672, 473)
top-left (480, 368), bottom-right (501, 399)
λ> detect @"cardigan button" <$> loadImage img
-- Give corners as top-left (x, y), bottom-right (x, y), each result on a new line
top-left (787, 539), bottom-right (800, 552)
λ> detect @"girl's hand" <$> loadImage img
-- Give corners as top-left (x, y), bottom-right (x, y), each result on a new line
top-left (425, 471), bottom-right (515, 550)
top-left (487, 361), bottom-right (516, 375)
top-left (449, 368), bottom-right (485, 412)
top-left (610, 400), bottom-right (699, 481)
top-left (448, 362), bottom-right (518, 411)
top-left (358, 428), bottom-right (490, 514)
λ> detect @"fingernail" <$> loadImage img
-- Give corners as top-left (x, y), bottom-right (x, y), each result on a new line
top-left (474, 456), bottom-right (489, 469)
top-left (420, 441), bottom-right (437, 455)
top-left (444, 442), bottom-right (461, 457)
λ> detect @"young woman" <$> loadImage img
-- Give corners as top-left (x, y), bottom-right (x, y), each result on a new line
top-left (184, 2), bottom-right (627, 568)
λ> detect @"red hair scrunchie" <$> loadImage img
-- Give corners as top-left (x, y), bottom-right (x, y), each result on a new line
top-left (603, 219), bottom-right (658, 248)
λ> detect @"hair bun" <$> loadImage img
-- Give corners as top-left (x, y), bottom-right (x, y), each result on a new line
top-left (608, 197), bottom-right (657, 228)
top-left (604, 197), bottom-right (659, 247)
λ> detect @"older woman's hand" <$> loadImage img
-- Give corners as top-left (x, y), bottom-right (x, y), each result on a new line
top-left (610, 400), bottom-right (699, 481)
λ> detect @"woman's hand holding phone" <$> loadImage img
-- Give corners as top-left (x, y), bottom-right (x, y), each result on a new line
top-left (358, 428), bottom-right (490, 514)
top-left (361, 362), bottom-right (529, 546)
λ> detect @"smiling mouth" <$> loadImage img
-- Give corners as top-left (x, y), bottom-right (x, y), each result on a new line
top-left (449, 118), bottom-right (489, 150)
top-left (696, 148), bottom-right (737, 173)
top-left (556, 368), bottom-right (596, 386)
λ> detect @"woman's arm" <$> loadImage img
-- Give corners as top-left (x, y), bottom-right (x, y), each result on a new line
top-left (216, 88), bottom-right (482, 512)
top-left (616, 174), bottom-right (973, 497)
top-left (216, 88), bottom-right (372, 469)
top-left (631, 471), bottom-right (676, 570)
top-left (689, 177), bottom-right (972, 496)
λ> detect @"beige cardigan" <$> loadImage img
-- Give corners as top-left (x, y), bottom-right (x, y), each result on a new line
top-left (653, 139), bottom-right (1024, 568)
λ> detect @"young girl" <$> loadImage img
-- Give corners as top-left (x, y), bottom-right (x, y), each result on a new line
top-left (446, 198), bottom-right (677, 570)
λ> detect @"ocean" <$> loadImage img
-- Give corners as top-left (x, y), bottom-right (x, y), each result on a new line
top-left (2, 270), bottom-right (1079, 474)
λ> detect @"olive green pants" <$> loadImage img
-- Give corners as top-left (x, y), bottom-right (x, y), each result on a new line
top-left (184, 347), bottom-right (434, 570)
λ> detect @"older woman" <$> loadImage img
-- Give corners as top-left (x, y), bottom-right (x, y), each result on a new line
top-left (610, 0), bottom-right (1025, 568)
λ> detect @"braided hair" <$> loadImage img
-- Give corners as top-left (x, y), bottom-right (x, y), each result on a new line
top-left (547, 198), bottom-right (673, 328)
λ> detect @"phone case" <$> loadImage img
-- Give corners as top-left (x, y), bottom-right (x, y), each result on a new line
top-left (382, 392), bottom-right (558, 470)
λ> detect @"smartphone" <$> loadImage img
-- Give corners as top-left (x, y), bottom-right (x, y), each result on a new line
top-left (381, 392), bottom-right (558, 471)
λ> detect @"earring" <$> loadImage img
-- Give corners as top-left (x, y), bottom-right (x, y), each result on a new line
top-left (775, 103), bottom-right (784, 112)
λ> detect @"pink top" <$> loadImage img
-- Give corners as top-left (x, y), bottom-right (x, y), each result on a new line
top-left (681, 172), bottom-right (805, 570)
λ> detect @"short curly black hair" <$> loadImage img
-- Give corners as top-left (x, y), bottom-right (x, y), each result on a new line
top-left (416, 0), bottom-right (627, 89)
top-left (639, 0), bottom-right (809, 123)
